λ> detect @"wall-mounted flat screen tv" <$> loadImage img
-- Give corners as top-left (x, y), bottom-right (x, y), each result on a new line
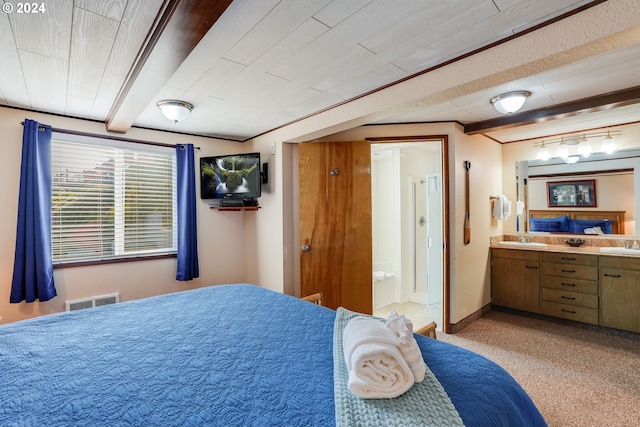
top-left (200, 152), bottom-right (261, 200)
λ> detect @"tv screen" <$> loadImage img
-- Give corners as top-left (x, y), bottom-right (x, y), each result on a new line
top-left (200, 152), bottom-right (261, 200)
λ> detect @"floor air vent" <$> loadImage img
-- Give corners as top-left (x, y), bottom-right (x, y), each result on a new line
top-left (65, 293), bottom-right (120, 311)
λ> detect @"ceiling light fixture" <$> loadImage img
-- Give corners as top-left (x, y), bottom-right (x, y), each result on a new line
top-left (536, 141), bottom-right (549, 161)
top-left (556, 138), bottom-right (570, 159)
top-left (490, 91), bottom-right (531, 115)
top-left (601, 131), bottom-right (617, 154)
top-left (533, 129), bottom-right (622, 163)
top-left (577, 134), bottom-right (592, 157)
top-left (156, 100), bottom-right (194, 123)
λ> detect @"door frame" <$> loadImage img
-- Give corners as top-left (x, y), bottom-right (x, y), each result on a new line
top-left (367, 135), bottom-right (451, 333)
top-left (288, 135), bottom-right (451, 333)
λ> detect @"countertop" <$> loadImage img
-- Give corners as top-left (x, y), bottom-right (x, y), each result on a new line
top-left (490, 238), bottom-right (640, 258)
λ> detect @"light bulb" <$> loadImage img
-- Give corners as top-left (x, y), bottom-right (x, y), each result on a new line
top-left (536, 144), bottom-right (549, 161)
top-left (556, 142), bottom-right (569, 159)
top-left (601, 135), bottom-right (616, 154)
top-left (577, 138), bottom-right (592, 157)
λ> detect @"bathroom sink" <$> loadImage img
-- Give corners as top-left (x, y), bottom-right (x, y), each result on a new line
top-left (599, 247), bottom-right (640, 254)
top-left (497, 241), bottom-right (547, 247)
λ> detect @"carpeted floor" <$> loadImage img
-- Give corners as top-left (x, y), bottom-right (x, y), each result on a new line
top-left (437, 309), bottom-right (640, 427)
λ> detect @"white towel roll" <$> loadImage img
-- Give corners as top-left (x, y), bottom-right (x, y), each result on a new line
top-left (343, 316), bottom-right (414, 399)
top-left (386, 311), bottom-right (426, 383)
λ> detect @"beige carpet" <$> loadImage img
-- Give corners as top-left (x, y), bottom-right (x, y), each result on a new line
top-left (438, 309), bottom-right (640, 427)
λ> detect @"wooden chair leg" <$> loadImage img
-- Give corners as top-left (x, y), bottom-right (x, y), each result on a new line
top-left (416, 322), bottom-right (437, 339)
top-left (301, 293), bottom-right (323, 306)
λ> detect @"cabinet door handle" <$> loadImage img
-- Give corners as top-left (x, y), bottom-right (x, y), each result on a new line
top-left (561, 257), bottom-right (576, 261)
top-left (560, 282), bottom-right (576, 287)
top-left (561, 269), bottom-right (576, 273)
top-left (561, 309), bottom-right (576, 314)
top-left (525, 265), bottom-right (538, 269)
top-left (603, 273), bottom-right (621, 278)
top-left (561, 296), bottom-right (576, 300)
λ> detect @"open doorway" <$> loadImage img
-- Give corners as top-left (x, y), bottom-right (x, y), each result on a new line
top-left (371, 141), bottom-right (444, 331)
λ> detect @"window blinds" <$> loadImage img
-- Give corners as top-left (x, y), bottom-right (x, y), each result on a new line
top-left (51, 136), bottom-right (177, 263)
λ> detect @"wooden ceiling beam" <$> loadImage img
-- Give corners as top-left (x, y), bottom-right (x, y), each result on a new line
top-left (463, 86), bottom-right (640, 135)
top-left (106, 0), bottom-right (233, 133)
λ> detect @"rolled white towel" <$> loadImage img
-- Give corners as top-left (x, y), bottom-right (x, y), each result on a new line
top-left (343, 316), bottom-right (414, 399)
top-left (386, 311), bottom-right (426, 383)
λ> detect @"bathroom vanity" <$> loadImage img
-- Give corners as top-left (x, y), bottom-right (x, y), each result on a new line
top-left (491, 239), bottom-right (640, 334)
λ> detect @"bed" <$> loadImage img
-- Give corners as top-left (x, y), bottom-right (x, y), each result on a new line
top-left (0, 284), bottom-right (546, 426)
top-left (528, 209), bottom-right (625, 234)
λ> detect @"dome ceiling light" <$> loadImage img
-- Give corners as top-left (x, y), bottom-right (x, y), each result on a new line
top-left (156, 100), bottom-right (194, 123)
top-left (490, 91), bottom-right (531, 115)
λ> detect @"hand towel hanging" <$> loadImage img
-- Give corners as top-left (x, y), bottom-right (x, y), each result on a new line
top-left (492, 195), bottom-right (512, 221)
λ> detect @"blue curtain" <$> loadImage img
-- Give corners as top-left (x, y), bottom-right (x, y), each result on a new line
top-left (10, 119), bottom-right (57, 303)
top-left (176, 144), bottom-right (199, 281)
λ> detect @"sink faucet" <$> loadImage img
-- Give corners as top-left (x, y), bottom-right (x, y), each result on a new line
top-left (517, 234), bottom-right (531, 243)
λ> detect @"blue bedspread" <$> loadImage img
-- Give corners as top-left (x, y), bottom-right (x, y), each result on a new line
top-left (0, 284), bottom-right (546, 426)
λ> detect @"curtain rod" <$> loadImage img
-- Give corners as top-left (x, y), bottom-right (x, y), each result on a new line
top-left (20, 121), bottom-right (200, 150)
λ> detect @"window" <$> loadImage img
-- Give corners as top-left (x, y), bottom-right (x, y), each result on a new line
top-left (51, 134), bottom-right (177, 263)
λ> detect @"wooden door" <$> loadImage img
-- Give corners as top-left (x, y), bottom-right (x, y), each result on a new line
top-left (299, 141), bottom-right (372, 314)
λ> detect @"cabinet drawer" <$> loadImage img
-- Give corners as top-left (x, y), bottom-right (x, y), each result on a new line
top-left (541, 276), bottom-right (598, 294)
top-left (541, 263), bottom-right (598, 280)
top-left (541, 252), bottom-right (598, 266)
top-left (600, 256), bottom-right (640, 270)
top-left (542, 301), bottom-right (599, 325)
top-left (541, 288), bottom-right (598, 309)
top-left (492, 248), bottom-right (540, 261)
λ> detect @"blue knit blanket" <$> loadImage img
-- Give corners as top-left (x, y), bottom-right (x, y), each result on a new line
top-left (334, 307), bottom-right (465, 427)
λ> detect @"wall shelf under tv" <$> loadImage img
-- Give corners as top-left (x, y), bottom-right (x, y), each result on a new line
top-left (210, 205), bottom-right (260, 211)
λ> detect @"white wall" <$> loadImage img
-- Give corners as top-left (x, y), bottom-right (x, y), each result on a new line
top-left (0, 107), bottom-right (247, 323)
top-left (451, 128), bottom-right (503, 323)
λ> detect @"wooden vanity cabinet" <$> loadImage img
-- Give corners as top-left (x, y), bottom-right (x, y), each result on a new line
top-left (491, 247), bottom-right (640, 333)
top-left (600, 256), bottom-right (640, 334)
top-left (540, 252), bottom-right (599, 325)
top-left (491, 248), bottom-right (540, 313)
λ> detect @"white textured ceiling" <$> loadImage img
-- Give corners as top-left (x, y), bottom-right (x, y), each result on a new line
top-left (0, 0), bottom-right (639, 142)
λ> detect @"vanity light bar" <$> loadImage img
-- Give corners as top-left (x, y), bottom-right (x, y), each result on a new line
top-left (532, 130), bottom-right (622, 148)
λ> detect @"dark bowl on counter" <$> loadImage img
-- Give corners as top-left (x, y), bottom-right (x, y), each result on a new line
top-left (564, 238), bottom-right (585, 247)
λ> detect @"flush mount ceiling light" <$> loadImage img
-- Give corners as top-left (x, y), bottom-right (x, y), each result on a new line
top-left (156, 100), bottom-right (194, 123)
top-left (490, 91), bottom-right (531, 115)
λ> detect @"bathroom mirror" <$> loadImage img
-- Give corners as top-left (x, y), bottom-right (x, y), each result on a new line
top-left (516, 148), bottom-right (640, 236)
